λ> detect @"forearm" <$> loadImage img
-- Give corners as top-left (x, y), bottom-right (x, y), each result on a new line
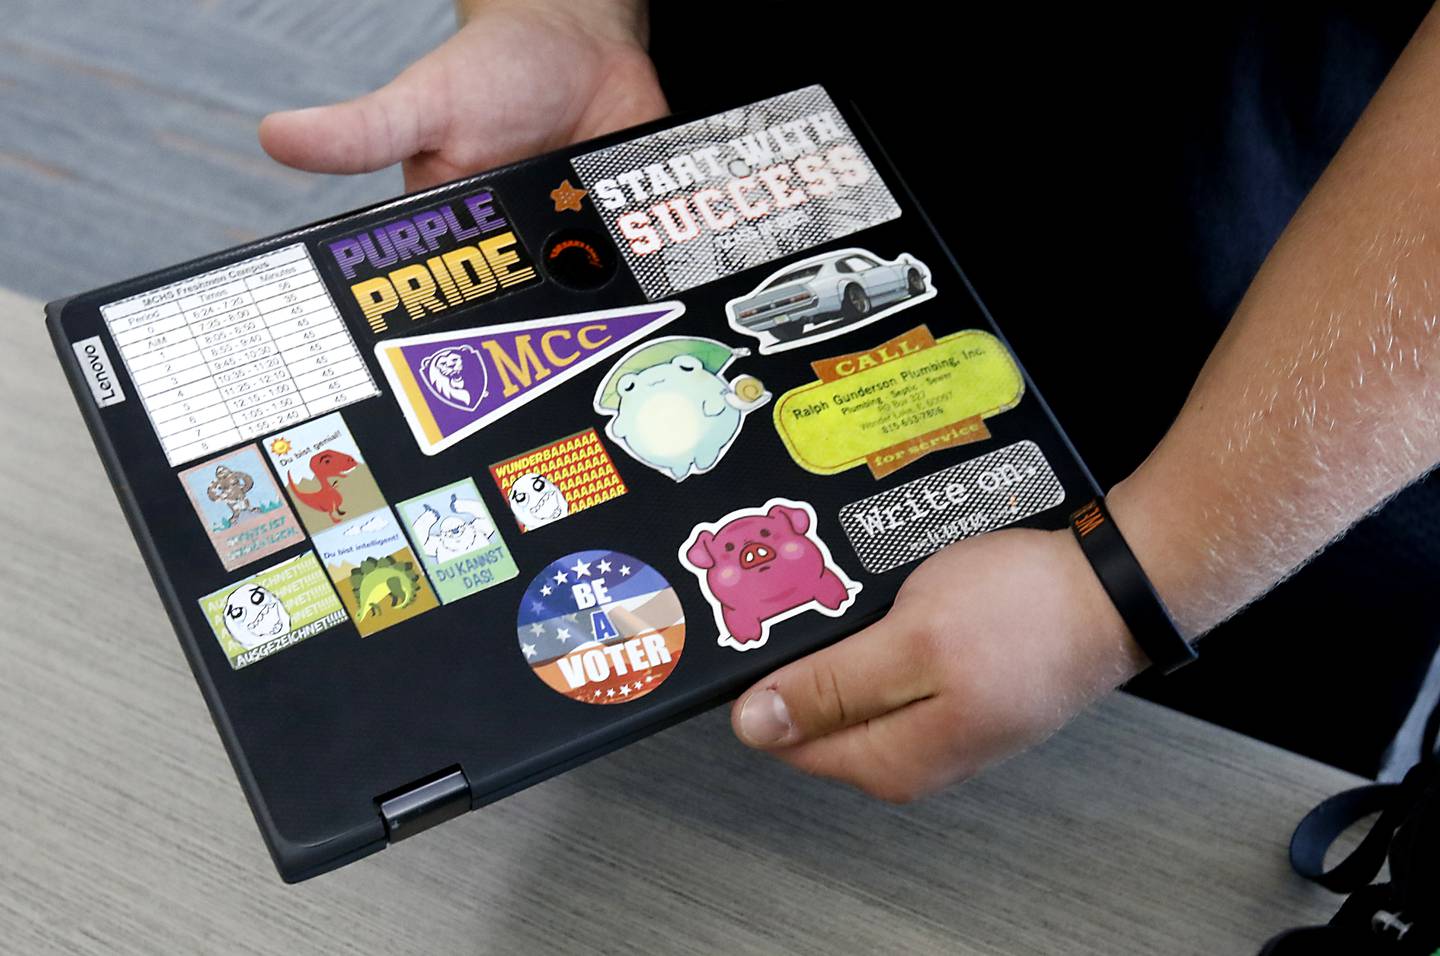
top-left (1110, 8), bottom-right (1440, 637)
top-left (455, 0), bottom-right (649, 47)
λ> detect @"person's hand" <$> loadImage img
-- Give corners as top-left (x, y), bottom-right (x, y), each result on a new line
top-left (259, 0), bottom-right (667, 191)
top-left (729, 527), bottom-right (1149, 802)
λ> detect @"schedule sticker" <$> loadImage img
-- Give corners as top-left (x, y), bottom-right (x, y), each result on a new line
top-left (99, 243), bottom-right (379, 467)
top-left (516, 550), bottom-right (684, 705)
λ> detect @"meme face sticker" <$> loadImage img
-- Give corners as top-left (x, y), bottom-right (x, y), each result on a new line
top-left (396, 479), bottom-right (518, 604)
top-left (312, 507), bottom-right (439, 635)
top-left (265, 412), bottom-right (386, 533)
top-left (488, 428), bottom-right (627, 532)
top-left (178, 445), bottom-right (303, 570)
top-left (593, 336), bottom-right (769, 481)
top-left (198, 553), bottom-right (347, 669)
top-left (725, 248), bottom-right (936, 355)
top-left (516, 550), bottom-right (684, 704)
top-left (679, 498), bottom-right (861, 652)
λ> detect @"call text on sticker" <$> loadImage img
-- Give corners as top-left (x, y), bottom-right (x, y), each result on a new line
top-left (772, 325), bottom-right (1025, 479)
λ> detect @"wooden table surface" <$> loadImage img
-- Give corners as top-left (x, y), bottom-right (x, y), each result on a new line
top-left (0, 285), bottom-right (1358, 953)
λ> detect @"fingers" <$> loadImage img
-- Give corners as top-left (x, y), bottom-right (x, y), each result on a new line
top-left (775, 698), bottom-right (965, 803)
top-left (259, 60), bottom-right (441, 175)
top-left (730, 615), bottom-right (935, 749)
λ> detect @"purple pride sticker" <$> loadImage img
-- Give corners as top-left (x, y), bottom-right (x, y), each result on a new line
top-left (374, 302), bottom-right (686, 455)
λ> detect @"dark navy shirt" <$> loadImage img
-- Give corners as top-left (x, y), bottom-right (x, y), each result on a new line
top-left (652, 4), bottom-right (1439, 776)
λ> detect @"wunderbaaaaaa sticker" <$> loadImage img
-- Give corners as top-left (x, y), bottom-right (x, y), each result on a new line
top-left (489, 428), bottom-right (626, 532)
top-left (375, 302), bottom-right (686, 455)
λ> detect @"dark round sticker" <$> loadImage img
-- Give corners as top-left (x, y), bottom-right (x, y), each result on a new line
top-left (516, 550), bottom-right (684, 704)
top-left (541, 228), bottom-right (618, 290)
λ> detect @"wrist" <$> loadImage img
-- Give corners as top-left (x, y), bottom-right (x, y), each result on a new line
top-left (1045, 526), bottom-right (1151, 686)
top-left (1104, 468), bottom-right (1207, 639)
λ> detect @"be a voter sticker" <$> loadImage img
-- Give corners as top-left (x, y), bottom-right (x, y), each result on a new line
top-left (516, 550), bottom-right (684, 704)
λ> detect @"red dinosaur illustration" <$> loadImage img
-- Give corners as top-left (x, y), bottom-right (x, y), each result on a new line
top-left (287, 450), bottom-right (358, 523)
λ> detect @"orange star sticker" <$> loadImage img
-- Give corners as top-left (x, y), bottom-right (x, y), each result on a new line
top-left (550, 179), bottom-right (589, 213)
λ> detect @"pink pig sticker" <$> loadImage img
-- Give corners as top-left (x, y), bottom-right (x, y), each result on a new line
top-left (679, 498), bottom-right (862, 651)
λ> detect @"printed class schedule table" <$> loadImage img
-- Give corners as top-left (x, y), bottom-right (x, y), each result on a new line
top-left (100, 243), bottom-right (378, 466)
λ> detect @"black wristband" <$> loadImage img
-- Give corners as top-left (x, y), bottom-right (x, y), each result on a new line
top-left (1069, 496), bottom-right (1197, 675)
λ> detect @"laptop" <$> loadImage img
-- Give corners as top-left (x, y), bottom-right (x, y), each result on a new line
top-left (46, 82), bottom-right (1097, 882)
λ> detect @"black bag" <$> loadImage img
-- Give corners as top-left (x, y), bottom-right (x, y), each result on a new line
top-left (1260, 701), bottom-right (1440, 954)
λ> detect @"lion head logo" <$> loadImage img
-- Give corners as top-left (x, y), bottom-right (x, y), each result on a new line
top-left (419, 344), bottom-right (487, 412)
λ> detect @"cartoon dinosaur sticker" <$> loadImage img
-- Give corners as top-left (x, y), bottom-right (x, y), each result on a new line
top-left (287, 450), bottom-right (358, 524)
top-left (266, 414), bottom-right (388, 536)
top-left (348, 555), bottom-right (421, 619)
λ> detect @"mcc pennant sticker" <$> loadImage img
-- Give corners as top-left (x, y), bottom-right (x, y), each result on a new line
top-left (375, 302), bottom-right (685, 454)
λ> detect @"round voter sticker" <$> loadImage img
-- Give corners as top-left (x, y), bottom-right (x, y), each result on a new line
top-left (516, 550), bottom-right (684, 704)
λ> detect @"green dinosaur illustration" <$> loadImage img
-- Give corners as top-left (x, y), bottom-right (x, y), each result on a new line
top-left (348, 556), bottom-right (421, 618)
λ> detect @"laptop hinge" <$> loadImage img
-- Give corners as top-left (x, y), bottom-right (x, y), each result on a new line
top-left (377, 766), bottom-right (470, 842)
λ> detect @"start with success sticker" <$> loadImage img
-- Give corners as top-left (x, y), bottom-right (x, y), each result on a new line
top-left (516, 550), bottom-right (684, 704)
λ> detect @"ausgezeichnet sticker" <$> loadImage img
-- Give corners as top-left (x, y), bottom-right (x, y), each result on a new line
top-left (199, 552), bottom-right (347, 669)
top-left (838, 441), bottom-right (1066, 574)
top-left (571, 85), bottom-right (902, 299)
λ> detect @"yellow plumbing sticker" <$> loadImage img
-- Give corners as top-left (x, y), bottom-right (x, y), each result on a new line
top-left (772, 325), bottom-right (1024, 479)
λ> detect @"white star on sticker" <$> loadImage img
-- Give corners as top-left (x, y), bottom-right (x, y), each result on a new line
top-left (553, 570), bottom-right (568, 585)
top-left (619, 564), bottom-right (632, 576)
top-left (632, 681), bottom-right (643, 691)
top-left (529, 622), bottom-right (544, 636)
top-left (606, 688), bottom-right (616, 697)
top-left (540, 584), bottom-right (552, 596)
top-left (619, 685), bottom-right (632, 696)
top-left (521, 643), bottom-right (537, 659)
top-left (555, 627), bottom-right (570, 642)
top-left (644, 674), bottom-right (655, 683)
top-left (570, 558), bottom-right (592, 577)
top-left (597, 559), bottom-right (612, 574)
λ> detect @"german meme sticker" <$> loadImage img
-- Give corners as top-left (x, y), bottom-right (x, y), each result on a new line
top-left (396, 479), bottom-right (518, 604)
top-left (312, 507), bottom-right (441, 636)
top-left (489, 428), bottom-right (627, 532)
top-left (265, 412), bottom-right (386, 533)
top-left (178, 445), bottom-right (303, 570)
top-left (516, 550), bottom-right (685, 704)
top-left (593, 336), bottom-right (770, 481)
top-left (679, 498), bottom-right (861, 652)
top-left (198, 552), bottom-right (347, 670)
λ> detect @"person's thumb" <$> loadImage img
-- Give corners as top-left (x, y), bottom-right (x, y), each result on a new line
top-left (259, 61), bottom-right (439, 175)
top-left (730, 617), bottom-right (934, 749)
